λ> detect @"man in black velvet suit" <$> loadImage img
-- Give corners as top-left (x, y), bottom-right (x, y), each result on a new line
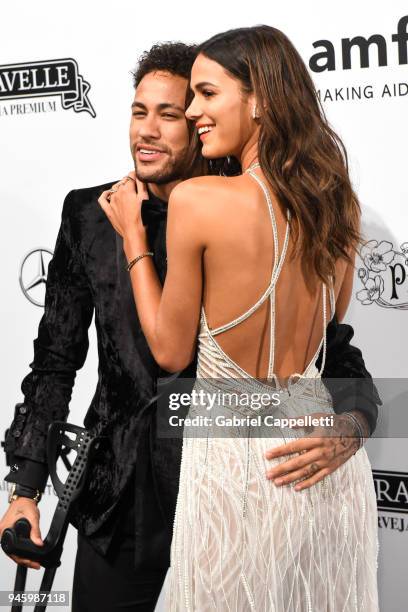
top-left (1, 43), bottom-right (381, 611)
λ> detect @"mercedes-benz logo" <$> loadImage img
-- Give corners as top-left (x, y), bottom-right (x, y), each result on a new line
top-left (19, 248), bottom-right (53, 307)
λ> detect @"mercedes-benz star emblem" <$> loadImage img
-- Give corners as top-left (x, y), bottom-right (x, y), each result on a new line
top-left (19, 248), bottom-right (53, 307)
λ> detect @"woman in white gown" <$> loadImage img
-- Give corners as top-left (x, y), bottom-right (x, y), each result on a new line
top-left (100, 25), bottom-right (379, 611)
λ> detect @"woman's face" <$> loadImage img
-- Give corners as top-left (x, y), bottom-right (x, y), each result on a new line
top-left (186, 53), bottom-right (256, 160)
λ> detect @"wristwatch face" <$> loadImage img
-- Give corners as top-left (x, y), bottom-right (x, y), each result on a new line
top-left (8, 483), bottom-right (17, 503)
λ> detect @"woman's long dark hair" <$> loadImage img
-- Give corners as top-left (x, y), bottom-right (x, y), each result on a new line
top-left (197, 26), bottom-right (363, 287)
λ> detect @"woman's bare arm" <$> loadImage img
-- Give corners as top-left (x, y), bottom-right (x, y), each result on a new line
top-left (99, 176), bottom-right (206, 373)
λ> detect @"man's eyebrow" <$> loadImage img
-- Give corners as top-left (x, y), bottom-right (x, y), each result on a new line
top-left (131, 101), bottom-right (146, 109)
top-left (131, 101), bottom-right (185, 113)
top-left (157, 102), bottom-right (185, 113)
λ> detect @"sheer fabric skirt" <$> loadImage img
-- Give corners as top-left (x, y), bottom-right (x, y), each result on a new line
top-left (165, 377), bottom-right (379, 611)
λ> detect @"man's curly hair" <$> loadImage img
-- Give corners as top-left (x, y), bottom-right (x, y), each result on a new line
top-left (131, 41), bottom-right (212, 179)
top-left (132, 42), bottom-right (197, 88)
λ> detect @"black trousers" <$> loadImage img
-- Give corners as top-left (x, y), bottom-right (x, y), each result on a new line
top-left (71, 462), bottom-right (168, 612)
top-left (71, 535), bottom-right (167, 611)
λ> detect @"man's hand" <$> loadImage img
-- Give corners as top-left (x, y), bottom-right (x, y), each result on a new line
top-left (265, 412), bottom-right (364, 491)
top-left (0, 498), bottom-right (44, 569)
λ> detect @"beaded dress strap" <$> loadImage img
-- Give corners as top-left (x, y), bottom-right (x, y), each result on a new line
top-left (203, 163), bottom-right (291, 338)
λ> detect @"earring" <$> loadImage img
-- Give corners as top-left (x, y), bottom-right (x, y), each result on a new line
top-left (252, 103), bottom-right (259, 119)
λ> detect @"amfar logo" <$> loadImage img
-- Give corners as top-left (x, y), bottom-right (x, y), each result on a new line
top-left (356, 240), bottom-right (408, 309)
top-left (0, 58), bottom-right (95, 117)
top-left (19, 248), bottom-right (53, 307)
top-left (309, 15), bottom-right (408, 72)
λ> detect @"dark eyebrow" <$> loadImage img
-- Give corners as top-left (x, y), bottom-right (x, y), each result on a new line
top-left (131, 101), bottom-right (184, 113)
top-left (157, 102), bottom-right (185, 113)
top-left (131, 101), bottom-right (146, 110)
top-left (194, 81), bottom-right (218, 90)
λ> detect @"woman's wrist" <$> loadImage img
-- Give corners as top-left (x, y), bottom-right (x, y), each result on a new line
top-left (123, 231), bottom-right (149, 261)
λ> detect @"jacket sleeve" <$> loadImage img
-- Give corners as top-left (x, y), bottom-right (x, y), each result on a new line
top-left (4, 190), bottom-right (94, 491)
top-left (318, 315), bottom-right (382, 437)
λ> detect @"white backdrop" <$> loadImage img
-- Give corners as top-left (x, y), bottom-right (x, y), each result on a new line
top-left (1, 1), bottom-right (407, 610)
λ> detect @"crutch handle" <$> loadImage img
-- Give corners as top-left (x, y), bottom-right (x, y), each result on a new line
top-left (1, 518), bottom-right (62, 569)
top-left (2, 423), bottom-right (102, 611)
top-left (2, 425), bottom-right (99, 569)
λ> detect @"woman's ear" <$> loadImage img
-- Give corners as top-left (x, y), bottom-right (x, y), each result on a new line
top-left (248, 93), bottom-right (260, 120)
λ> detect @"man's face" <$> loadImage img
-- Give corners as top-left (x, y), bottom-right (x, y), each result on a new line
top-left (130, 70), bottom-right (190, 184)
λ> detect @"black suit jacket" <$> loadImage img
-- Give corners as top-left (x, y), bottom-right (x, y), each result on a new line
top-left (4, 182), bottom-right (381, 564)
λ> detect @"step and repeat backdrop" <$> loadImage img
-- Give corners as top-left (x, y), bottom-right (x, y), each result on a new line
top-left (1, 1), bottom-right (407, 610)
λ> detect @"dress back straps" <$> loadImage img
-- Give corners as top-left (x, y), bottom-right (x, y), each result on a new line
top-left (317, 280), bottom-right (336, 377)
top-left (205, 167), bottom-right (291, 337)
top-left (200, 163), bottom-right (336, 383)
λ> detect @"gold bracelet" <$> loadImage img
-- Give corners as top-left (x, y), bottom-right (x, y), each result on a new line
top-left (126, 251), bottom-right (154, 272)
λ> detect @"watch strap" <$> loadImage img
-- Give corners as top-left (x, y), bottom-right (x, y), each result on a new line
top-left (8, 483), bottom-right (42, 503)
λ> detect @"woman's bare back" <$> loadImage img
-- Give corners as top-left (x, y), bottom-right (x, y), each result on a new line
top-left (195, 169), bottom-right (351, 385)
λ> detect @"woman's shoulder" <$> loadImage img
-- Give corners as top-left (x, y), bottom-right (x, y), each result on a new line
top-left (169, 175), bottom-right (240, 207)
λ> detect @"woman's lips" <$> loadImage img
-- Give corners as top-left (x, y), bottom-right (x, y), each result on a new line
top-left (198, 126), bottom-right (215, 141)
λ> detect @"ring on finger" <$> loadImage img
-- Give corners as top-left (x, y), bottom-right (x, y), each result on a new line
top-left (119, 176), bottom-right (134, 187)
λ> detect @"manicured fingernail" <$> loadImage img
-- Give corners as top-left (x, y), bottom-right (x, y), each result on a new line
top-left (274, 478), bottom-right (283, 485)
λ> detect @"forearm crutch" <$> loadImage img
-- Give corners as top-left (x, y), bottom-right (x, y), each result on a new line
top-left (1, 422), bottom-right (100, 611)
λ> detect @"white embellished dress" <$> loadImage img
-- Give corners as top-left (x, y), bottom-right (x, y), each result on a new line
top-left (165, 168), bottom-right (379, 611)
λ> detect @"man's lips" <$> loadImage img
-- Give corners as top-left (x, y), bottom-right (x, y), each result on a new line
top-left (136, 144), bottom-right (167, 162)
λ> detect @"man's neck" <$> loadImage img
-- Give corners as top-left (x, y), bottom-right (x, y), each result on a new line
top-left (148, 178), bottom-right (182, 202)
